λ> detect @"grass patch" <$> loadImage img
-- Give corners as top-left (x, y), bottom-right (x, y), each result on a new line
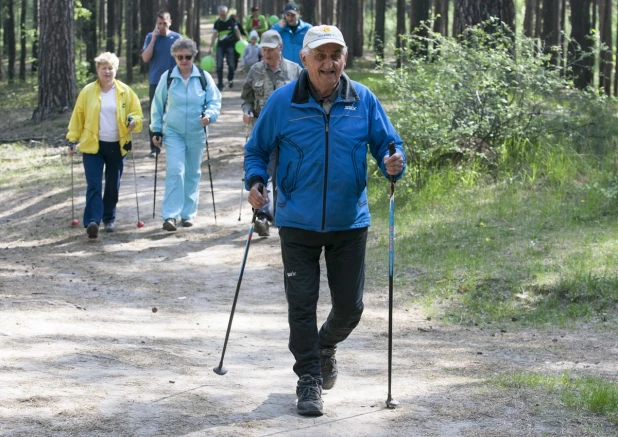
top-left (366, 160), bottom-right (618, 327)
top-left (494, 371), bottom-right (618, 424)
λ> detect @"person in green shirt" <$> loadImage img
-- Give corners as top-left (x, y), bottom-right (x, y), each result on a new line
top-left (245, 5), bottom-right (268, 36)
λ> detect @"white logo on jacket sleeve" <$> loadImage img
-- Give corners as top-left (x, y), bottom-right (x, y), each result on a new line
top-left (287, 271), bottom-right (297, 277)
top-left (344, 105), bottom-right (357, 111)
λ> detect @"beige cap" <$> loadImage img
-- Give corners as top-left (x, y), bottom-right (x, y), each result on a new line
top-left (259, 30), bottom-right (282, 48)
top-left (302, 25), bottom-right (346, 50)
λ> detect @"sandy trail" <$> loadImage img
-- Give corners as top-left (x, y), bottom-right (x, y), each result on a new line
top-left (1, 87), bottom-right (617, 437)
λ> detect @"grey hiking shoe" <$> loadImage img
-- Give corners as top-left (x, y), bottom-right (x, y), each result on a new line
top-left (163, 218), bottom-right (177, 231)
top-left (104, 221), bottom-right (116, 233)
top-left (296, 374), bottom-right (323, 416)
top-left (319, 348), bottom-right (338, 390)
top-left (86, 221), bottom-right (99, 239)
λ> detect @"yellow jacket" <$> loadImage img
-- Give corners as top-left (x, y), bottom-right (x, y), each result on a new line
top-left (67, 79), bottom-right (143, 156)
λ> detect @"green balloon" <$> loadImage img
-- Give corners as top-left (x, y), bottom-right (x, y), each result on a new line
top-left (200, 55), bottom-right (215, 71)
top-left (235, 39), bottom-right (248, 55)
top-left (269, 15), bottom-right (279, 26)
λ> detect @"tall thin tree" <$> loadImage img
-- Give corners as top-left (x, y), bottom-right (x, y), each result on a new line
top-left (6, 0), bottom-right (16, 82)
top-left (541, 0), bottom-right (561, 65)
top-left (374, 0), bottom-right (385, 62)
top-left (569, 0), bottom-right (593, 89)
top-left (19, 0), bottom-right (26, 81)
top-left (396, 0), bottom-right (405, 67)
top-left (33, 0), bottom-right (76, 121)
top-left (598, 0), bottom-right (612, 94)
top-left (523, 0), bottom-right (536, 37)
top-left (32, 0), bottom-right (38, 73)
top-left (107, 0), bottom-right (116, 52)
top-left (126, 0), bottom-right (134, 82)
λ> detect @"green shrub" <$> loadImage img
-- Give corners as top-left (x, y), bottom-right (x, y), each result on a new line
top-left (382, 20), bottom-right (618, 191)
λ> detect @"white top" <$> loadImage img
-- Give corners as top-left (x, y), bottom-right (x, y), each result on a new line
top-left (99, 86), bottom-right (119, 142)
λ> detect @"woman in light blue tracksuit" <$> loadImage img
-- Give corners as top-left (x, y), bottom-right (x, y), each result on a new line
top-left (151, 38), bottom-right (222, 231)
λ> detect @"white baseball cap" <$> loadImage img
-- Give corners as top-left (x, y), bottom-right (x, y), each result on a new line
top-left (302, 25), bottom-right (346, 50)
top-left (259, 30), bottom-right (282, 48)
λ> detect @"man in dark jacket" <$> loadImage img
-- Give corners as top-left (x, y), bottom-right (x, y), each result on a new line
top-left (209, 5), bottom-right (242, 90)
top-left (244, 25), bottom-right (406, 416)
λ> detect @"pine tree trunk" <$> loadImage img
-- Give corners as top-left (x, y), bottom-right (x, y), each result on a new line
top-left (374, 0), bottom-right (385, 62)
top-left (396, 0), bottom-right (405, 67)
top-left (168, 0), bottom-right (180, 33)
top-left (569, 0), bottom-right (593, 89)
top-left (32, 0), bottom-right (76, 121)
top-left (6, 0), bottom-right (16, 82)
top-left (19, 0), bottom-right (26, 81)
top-left (302, 0), bottom-right (316, 25)
top-left (32, 0), bottom-right (38, 73)
top-left (433, 0), bottom-right (449, 35)
top-left (107, 0), bottom-right (116, 52)
top-left (523, 0), bottom-right (536, 37)
top-left (126, 0), bottom-right (134, 82)
top-left (453, 0), bottom-right (515, 35)
top-left (354, 0), bottom-right (364, 56)
top-left (80, 0), bottom-right (98, 74)
top-left (410, 0), bottom-right (431, 56)
top-left (598, 0), bottom-right (612, 95)
top-left (542, 0), bottom-right (561, 65)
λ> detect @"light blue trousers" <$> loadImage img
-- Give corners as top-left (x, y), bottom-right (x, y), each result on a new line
top-left (162, 131), bottom-right (206, 221)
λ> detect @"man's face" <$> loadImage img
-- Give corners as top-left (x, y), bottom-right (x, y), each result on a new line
top-left (301, 43), bottom-right (347, 96)
top-left (261, 45), bottom-right (283, 64)
top-left (156, 16), bottom-right (171, 36)
top-left (219, 9), bottom-right (228, 19)
top-left (284, 12), bottom-right (298, 26)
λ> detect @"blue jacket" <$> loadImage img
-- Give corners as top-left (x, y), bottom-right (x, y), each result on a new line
top-left (270, 19), bottom-right (312, 67)
top-left (150, 64), bottom-right (222, 139)
top-left (244, 70), bottom-right (406, 232)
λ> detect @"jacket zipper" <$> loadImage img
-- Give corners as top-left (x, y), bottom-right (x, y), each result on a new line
top-left (321, 116), bottom-right (329, 232)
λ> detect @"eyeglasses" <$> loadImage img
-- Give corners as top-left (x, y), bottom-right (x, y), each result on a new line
top-left (175, 55), bottom-right (193, 61)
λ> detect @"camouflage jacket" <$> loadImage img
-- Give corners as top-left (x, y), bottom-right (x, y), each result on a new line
top-left (241, 58), bottom-right (302, 117)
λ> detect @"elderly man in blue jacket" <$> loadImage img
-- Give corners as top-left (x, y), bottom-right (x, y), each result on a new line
top-left (270, 2), bottom-right (312, 67)
top-left (244, 25), bottom-right (406, 417)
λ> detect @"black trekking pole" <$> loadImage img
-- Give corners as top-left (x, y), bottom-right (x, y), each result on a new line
top-left (386, 142), bottom-right (399, 409)
top-left (201, 112), bottom-right (217, 225)
top-left (214, 183), bottom-right (264, 376)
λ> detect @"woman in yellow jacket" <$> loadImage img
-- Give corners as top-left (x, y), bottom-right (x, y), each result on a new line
top-left (67, 52), bottom-right (143, 238)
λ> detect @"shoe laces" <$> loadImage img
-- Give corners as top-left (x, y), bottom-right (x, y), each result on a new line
top-left (297, 376), bottom-right (321, 400)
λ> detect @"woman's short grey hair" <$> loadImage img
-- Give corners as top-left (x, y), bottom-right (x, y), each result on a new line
top-left (94, 52), bottom-right (119, 70)
top-left (171, 38), bottom-right (199, 58)
top-left (300, 46), bottom-right (348, 57)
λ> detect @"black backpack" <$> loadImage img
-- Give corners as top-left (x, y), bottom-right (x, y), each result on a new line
top-left (166, 66), bottom-right (209, 91)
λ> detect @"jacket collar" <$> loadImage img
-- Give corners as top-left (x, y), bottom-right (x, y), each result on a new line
top-left (291, 70), bottom-right (359, 105)
top-left (96, 79), bottom-right (126, 94)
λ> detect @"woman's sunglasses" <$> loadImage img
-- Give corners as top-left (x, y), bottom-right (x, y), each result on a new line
top-left (176, 55), bottom-right (193, 61)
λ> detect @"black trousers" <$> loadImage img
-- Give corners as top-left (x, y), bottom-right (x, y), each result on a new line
top-left (279, 226), bottom-right (367, 380)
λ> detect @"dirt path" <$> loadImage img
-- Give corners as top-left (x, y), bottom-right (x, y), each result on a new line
top-left (1, 86), bottom-right (617, 437)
